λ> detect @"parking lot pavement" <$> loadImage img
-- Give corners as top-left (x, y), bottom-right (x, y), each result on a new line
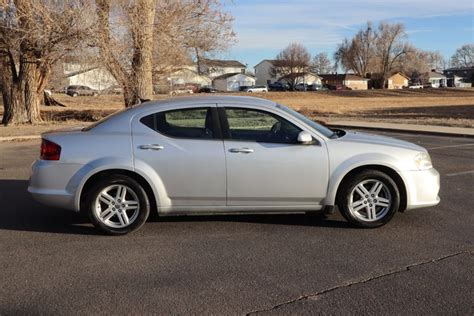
top-left (0, 132), bottom-right (472, 315)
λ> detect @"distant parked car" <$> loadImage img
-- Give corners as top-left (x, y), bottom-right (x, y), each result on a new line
top-left (170, 88), bottom-right (194, 96)
top-left (294, 83), bottom-right (310, 91)
top-left (66, 85), bottom-right (99, 97)
top-left (198, 86), bottom-right (218, 93)
top-left (268, 82), bottom-right (289, 91)
top-left (408, 84), bottom-right (424, 89)
top-left (245, 85), bottom-right (268, 93)
top-left (308, 84), bottom-right (327, 91)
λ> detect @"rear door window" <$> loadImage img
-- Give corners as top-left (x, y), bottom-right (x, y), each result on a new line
top-left (140, 107), bottom-right (219, 140)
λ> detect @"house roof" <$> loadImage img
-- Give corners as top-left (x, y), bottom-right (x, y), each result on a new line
top-left (444, 66), bottom-right (474, 72)
top-left (426, 71), bottom-right (447, 79)
top-left (389, 72), bottom-right (410, 80)
top-left (212, 73), bottom-right (255, 80)
top-left (319, 74), bottom-right (368, 81)
top-left (254, 59), bottom-right (278, 68)
top-left (201, 58), bottom-right (246, 68)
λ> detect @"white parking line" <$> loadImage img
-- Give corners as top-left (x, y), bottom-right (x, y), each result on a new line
top-left (428, 143), bottom-right (474, 150)
top-left (446, 170), bottom-right (474, 177)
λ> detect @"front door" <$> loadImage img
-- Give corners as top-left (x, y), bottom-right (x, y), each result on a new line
top-left (132, 105), bottom-right (226, 207)
top-left (221, 106), bottom-right (329, 207)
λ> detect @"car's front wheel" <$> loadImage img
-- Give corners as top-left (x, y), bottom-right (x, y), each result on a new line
top-left (337, 170), bottom-right (400, 228)
top-left (86, 174), bottom-right (150, 235)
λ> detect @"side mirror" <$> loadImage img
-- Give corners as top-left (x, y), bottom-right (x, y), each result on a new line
top-left (297, 131), bottom-right (313, 144)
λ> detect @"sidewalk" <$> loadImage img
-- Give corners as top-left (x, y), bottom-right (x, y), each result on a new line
top-left (326, 121), bottom-right (474, 138)
top-left (0, 121), bottom-right (473, 142)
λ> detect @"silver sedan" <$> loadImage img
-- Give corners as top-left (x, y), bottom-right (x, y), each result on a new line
top-left (28, 96), bottom-right (440, 235)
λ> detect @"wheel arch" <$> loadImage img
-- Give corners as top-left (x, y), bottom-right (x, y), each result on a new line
top-left (331, 164), bottom-right (407, 212)
top-left (78, 169), bottom-right (158, 216)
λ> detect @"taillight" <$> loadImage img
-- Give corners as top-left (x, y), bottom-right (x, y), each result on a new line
top-left (40, 139), bottom-right (61, 161)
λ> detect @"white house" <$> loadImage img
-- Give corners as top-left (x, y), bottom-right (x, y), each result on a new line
top-left (199, 59), bottom-right (246, 79)
top-left (279, 72), bottom-right (322, 86)
top-left (254, 59), bottom-right (279, 85)
top-left (423, 71), bottom-right (447, 88)
top-left (63, 63), bottom-right (117, 91)
top-left (168, 68), bottom-right (211, 88)
top-left (212, 73), bottom-right (255, 92)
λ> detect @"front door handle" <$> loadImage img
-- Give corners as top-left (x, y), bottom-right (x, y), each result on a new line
top-left (139, 144), bottom-right (164, 151)
top-left (229, 147), bottom-right (254, 154)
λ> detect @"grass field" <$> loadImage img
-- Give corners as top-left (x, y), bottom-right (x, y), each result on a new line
top-left (1, 88), bottom-right (473, 137)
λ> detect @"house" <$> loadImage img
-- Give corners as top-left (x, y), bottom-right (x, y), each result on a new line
top-left (444, 67), bottom-right (474, 87)
top-left (254, 59), bottom-right (279, 85)
top-left (446, 75), bottom-right (472, 88)
top-left (320, 74), bottom-right (369, 90)
top-left (278, 72), bottom-right (323, 86)
top-left (423, 71), bottom-right (447, 88)
top-left (168, 68), bottom-right (211, 89)
top-left (387, 72), bottom-right (410, 89)
top-left (212, 73), bottom-right (255, 92)
top-left (63, 63), bottom-right (117, 91)
top-left (199, 58), bottom-right (246, 79)
top-left (444, 66), bottom-right (474, 82)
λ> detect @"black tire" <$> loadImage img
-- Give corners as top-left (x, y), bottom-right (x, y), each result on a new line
top-left (85, 174), bottom-right (150, 235)
top-left (337, 170), bottom-right (400, 228)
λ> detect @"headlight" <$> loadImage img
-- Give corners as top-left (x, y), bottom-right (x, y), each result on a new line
top-left (414, 152), bottom-right (433, 170)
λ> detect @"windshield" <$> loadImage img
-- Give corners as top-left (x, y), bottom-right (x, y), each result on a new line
top-left (276, 104), bottom-right (336, 138)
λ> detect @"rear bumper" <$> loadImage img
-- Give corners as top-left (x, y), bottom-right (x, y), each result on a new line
top-left (28, 160), bottom-right (83, 211)
top-left (402, 168), bottom-right (440, 210)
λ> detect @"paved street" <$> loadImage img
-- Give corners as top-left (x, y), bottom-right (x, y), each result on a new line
top-left (0, 131), bottom-right (472, 315)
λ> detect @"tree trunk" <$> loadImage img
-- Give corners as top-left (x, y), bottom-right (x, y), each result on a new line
top-left (22, 55), bottom-right (42, 123)
top-left (1, 56), bottom-right (29, 126)
top-left (130, 0), bottom-right (156, 104)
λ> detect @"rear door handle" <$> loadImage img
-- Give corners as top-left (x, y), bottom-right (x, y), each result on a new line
top-left (229, 147), bottom-right (254, 154)
top-left (139, 144), bottom-right (164, 151)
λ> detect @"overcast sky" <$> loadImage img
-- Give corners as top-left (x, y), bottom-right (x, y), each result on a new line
top-left (220, 0), bottom-right (474, 69)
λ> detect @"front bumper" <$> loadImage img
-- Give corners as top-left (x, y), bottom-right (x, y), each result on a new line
top-left (401, 167), bottom-right (440, 210)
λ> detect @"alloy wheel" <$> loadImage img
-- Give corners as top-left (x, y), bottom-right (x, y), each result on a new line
top-left (93, 184), bottom-right (140, 228)
top-left (348, 179), bottom-right (392, 222)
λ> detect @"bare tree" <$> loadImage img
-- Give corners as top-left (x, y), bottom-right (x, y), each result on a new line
top-left (153, 0), bottom-right (235, 78)
top-left (95, 0), bottom-right (156, 107)
top-left (334, 22), bottom-right (376, 77)
top-left (450, 44), bottom-right (474, 68)
top-left (273, 42), bottom-right (311, 89)
top-left (375, 22), bottom-right (409, 87)
top-left (95, 0), bottom-right (234, 105)
top-left (310, 52), bottom-right (332, 74)
top-left (0, 0), bottom-right (93, 125)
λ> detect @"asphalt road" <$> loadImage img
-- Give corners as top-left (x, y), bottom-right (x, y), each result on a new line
top-left (0, 131), bottom-right (472, 315)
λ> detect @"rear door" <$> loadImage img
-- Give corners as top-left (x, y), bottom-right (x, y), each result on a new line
top-left (220, 105), bottom-right (329, 207)
top-left (132, 104), bottom-right (226, 207)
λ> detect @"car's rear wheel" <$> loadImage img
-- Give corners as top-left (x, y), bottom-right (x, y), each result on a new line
top-left (86, 175), bottom-right (150, 235)
top-left (337, 170), bottom-right (400, 228)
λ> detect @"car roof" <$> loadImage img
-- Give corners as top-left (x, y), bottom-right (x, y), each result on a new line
top-left (90, 96), bottom-right (279, 133)
top-left (134, 95), bottom-right (277, 112)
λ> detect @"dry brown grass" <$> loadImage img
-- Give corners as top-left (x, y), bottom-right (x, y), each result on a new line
top-left (1, 89), bottom-right (473, 137)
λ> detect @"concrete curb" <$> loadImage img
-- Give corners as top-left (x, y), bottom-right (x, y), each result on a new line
top-left (0, 135), bottom-right (41, 142)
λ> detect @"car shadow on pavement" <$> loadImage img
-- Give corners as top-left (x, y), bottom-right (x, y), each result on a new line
top-left (0, 179), bottom-right (348, 235)
top-left (157, 213), bottom-right (349, 229)
top-left (0, 179), bottom-right (99, 235)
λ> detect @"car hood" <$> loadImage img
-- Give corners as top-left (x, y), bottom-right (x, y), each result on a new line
top-left (337, 130), bottom-right (426, 152)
